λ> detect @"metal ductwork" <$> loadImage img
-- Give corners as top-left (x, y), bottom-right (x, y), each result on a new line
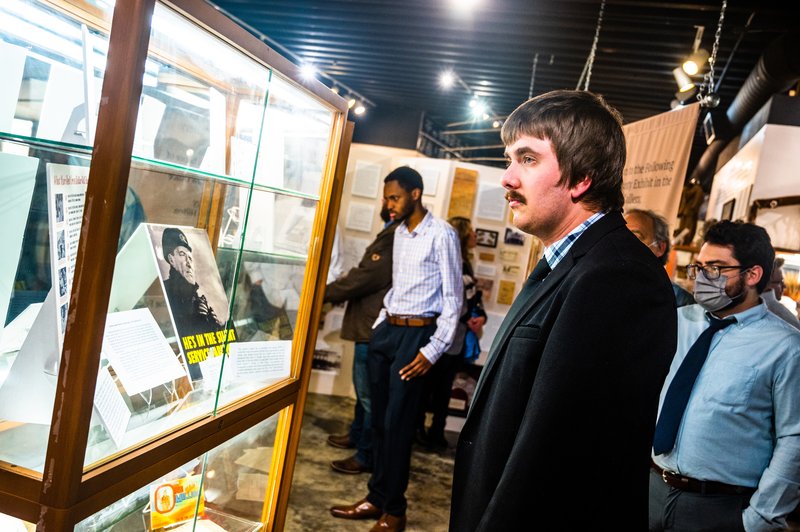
top-left (689, 31), bottom-right (800, 190)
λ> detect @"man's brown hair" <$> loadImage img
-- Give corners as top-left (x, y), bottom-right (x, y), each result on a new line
top-left (502, 89), bottom-right (626, 212)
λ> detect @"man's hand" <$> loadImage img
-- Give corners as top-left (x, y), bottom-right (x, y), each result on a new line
top-left (399, 352), bottom-right (432, 381)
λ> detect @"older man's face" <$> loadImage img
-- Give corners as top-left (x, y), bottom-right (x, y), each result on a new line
top-left (768, 266), bottom-right (786, 300)
top-left (168, 245), bottom-right (195, 284)
top-left (625, 212), bottom-right (665, 260)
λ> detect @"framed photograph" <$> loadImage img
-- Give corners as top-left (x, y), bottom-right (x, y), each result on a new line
top-left (475, 228), bottom-right (499, 248)
top-left (504, 227), bottom-right (526, 246)
top-left (721, 198), bottom-right (736, 221)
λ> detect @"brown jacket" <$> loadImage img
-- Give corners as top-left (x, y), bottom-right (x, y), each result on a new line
top-left (324, 222), bottom-right (397, 342)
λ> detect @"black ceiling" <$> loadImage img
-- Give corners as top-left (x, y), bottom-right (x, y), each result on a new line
top-left (209, 0), bottom-right (798, 168)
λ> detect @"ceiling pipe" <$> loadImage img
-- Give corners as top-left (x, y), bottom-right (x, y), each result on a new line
top-left (688, 31), bottom-right (800, 190)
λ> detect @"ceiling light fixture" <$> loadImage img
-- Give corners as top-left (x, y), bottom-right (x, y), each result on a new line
top-left (354, 103), bottom-right (366, 115)
top-left (471, 101), bottom-right (487, 117)
top-left (440, 71), bottom-right (455, 89)
top-left (450, 0), bottom-right (480, 13)
top-left (673, 67), bottom-right (695, 93)
top-left (682, 26), bottom-right (710, 76)
top-left (300, 63), bottom-right (317, 80)
top-left (347, 97), bottom-right (356, 109)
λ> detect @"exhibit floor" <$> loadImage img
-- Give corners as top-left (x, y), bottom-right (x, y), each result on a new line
top-left (285, 393), bottom-right (456, 531)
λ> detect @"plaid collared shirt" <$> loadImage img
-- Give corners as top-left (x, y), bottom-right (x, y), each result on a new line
top-left (543, 211), bottom-right (606, 270)
top-left (377, 211), bottom-right (464, 364)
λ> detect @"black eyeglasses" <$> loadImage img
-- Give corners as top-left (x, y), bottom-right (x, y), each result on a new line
top-left (686, 264), bottom-right (750, 281)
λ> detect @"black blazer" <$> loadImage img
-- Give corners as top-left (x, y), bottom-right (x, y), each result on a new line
top-left (450, 212), bottom-right (677, 531)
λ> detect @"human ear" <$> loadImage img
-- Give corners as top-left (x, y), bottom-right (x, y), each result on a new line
top-left (570, 176), bottom-right (592, 200)
top-left (746, 265), bottom-right (763, 288)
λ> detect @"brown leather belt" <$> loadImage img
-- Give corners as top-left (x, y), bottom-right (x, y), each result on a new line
top-left (651, 461), bottom-right (756, 496)
top-left (386, 315), bottom-right (437, 327)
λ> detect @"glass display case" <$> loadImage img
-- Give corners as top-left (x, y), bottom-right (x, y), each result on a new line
top-left (0, 0), bottom-right (350, 529)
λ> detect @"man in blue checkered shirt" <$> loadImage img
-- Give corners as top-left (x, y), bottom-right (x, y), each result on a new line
top-left (331, 166), bottom-right (463, 532)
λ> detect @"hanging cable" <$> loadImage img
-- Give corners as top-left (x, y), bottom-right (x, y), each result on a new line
top-left (582, 0), bottom-right (606, 91)
top-left (528, 53), bottom-right (539, 99)
top-left (697, 0), bottom-right (727, 107)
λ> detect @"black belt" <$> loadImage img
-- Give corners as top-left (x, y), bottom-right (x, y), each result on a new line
top-left (651, 461), bottom-right (756, 496)
top-left (386, 315), bottom-right (437, 327)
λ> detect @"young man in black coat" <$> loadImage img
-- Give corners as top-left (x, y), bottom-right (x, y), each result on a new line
top-left (449, 90), bottom-right (678, 531)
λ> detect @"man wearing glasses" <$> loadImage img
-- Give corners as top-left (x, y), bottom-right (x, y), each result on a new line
top-left (649, 220), bottom-right (800, 532)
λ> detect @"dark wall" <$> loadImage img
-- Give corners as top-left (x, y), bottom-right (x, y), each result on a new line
top-left (351, 104), bottom-right (422, 150)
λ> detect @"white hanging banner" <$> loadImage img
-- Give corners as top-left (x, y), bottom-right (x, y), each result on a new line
top-left (622, 103), bottom-right (700, 227)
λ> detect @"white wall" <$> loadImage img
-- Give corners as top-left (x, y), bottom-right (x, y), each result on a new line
top-left (707, 124), bottom-right (800, 250)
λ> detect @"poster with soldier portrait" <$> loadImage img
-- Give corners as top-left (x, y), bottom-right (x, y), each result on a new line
top-left (146, 224), bottom-right (235, 381)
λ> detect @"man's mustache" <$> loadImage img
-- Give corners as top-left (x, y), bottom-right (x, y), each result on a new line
top-left (504, 191), bottom-right (526, 204)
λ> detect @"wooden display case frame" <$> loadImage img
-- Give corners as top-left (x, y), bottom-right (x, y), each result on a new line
top-left (0, 0), bottom-right (351, 529)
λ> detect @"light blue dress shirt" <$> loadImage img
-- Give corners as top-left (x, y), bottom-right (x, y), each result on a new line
top-left (653, 302), bottom-right (800, 532)
top-left (377, 211), bottom-right (463, 364)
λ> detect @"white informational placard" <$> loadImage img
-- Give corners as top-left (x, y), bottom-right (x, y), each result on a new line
top-left (476, 182), bottom-right (507, 221)
top-left (351, 160), bottom-right (381, 199)
top-left (228, 340), bottom-right (292, 381)
top-left (475, 263), bottom-right (498, 278)
top-left (345, 202), bottom-right (376, 233)
top-left (341, 236), bottom-right (370, 273)
top-left (324, 306), bottom-right (345, 333)
top-left (102, 308), bottom-right (189, 395)
top-left (414, 163), bottom-right (441, 197)
top-left (46, 163), bottom-right (89, 347)
top-left (93, 366), bottom-right (132, 448)
top-left (0, 152), bottom-right (38, 337)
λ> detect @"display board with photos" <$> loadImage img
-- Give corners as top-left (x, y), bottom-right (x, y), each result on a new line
top-left (0, 1), bottom-right (348, 529)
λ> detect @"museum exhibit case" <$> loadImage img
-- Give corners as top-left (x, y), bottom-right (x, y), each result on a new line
top-left (0, 0), bottom-right (351, 529)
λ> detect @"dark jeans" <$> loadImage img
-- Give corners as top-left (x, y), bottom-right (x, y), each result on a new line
top-left (367, 321), bottom-right (436, 516)
top-left (348, 342), bottom-right (372, 466)
top-left (419, 353), bottom-right (461, 438)
top-left (648, 469), bottom-right (748, 532)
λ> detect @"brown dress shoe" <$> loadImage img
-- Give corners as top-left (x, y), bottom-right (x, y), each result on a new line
top-left (327, 433), bottom-right (355, 449)
top-left (369, 513), bottom-right (406, 532)
top-left (330, 498), bottom-right (382, 520)
top-left (331, 455), bottom-right (371, 474)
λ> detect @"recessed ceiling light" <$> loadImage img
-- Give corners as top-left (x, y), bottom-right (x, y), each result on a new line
top-left (300, 63), bottom-right (317, 80)
top-left (450, 0), bottom-right (480, 12)
top-left (440, 71), bottom-right (455, 89)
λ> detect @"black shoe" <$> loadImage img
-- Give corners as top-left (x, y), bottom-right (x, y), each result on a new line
top-left (415, 428), bottom-right (430, 447)
top-left (426, 432), bottom-right (448, 450)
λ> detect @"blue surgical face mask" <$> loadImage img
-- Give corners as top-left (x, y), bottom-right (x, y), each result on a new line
top-left (693, 269), bottom-right (747, 312)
